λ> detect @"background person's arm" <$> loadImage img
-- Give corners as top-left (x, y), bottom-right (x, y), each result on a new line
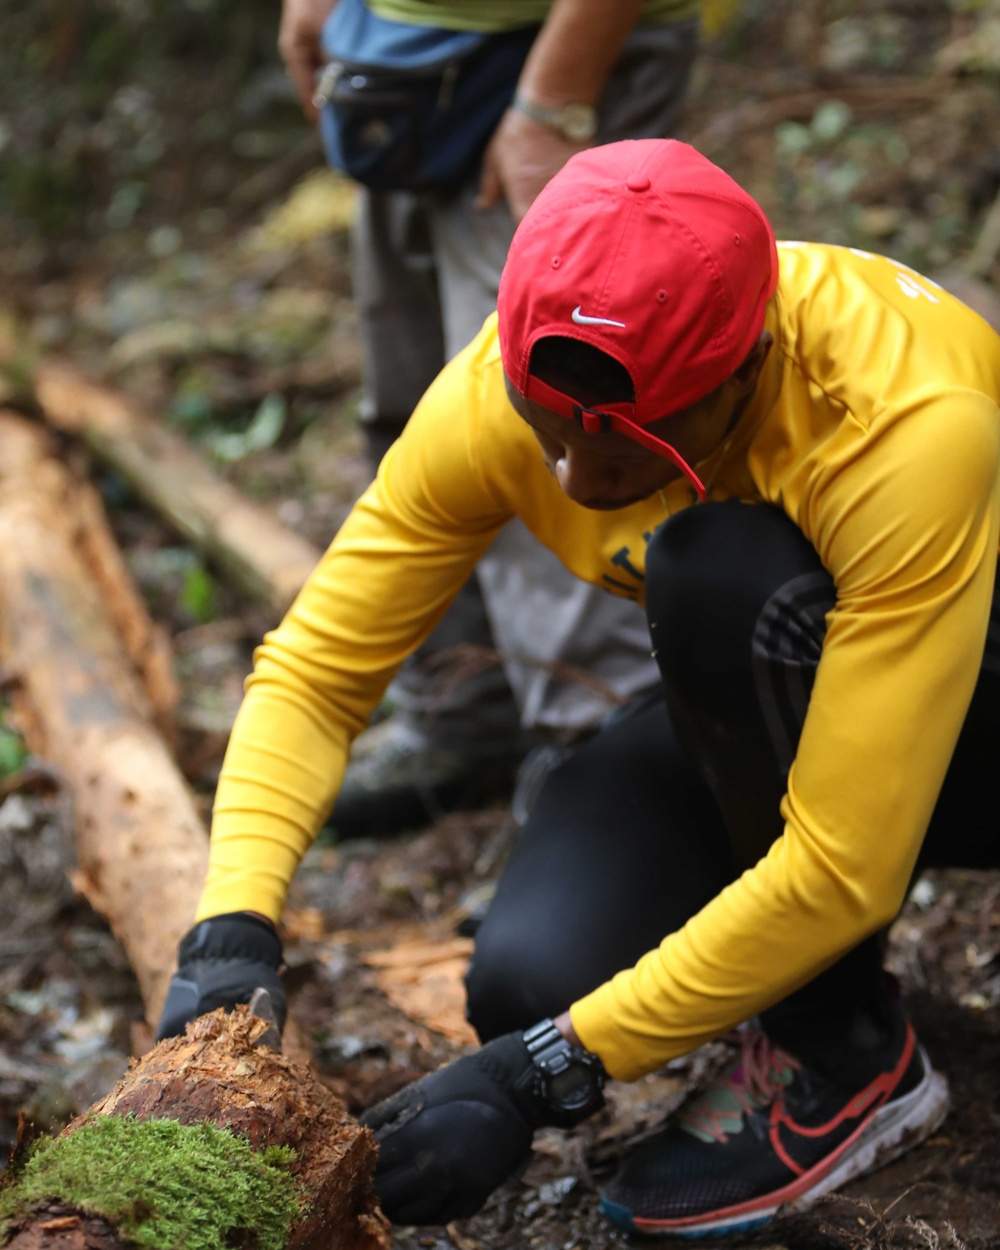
top-left (278, 0), bottom-right (336, 123)
top-left (476, 0), bottom-right (644, 221)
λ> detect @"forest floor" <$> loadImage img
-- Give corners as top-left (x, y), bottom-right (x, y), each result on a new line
top-left (3, 1), bottom-right (1000, 1247)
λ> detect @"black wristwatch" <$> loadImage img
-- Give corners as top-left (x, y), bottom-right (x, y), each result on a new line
top-left (522, 1018), bottom-right (606, 1127)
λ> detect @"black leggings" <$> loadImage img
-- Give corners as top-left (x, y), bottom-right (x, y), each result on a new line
top-left (467, 501), bottom-right (1000, 1059)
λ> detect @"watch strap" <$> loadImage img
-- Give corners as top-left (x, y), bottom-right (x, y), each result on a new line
top-left (511, 94), bottom-right (598, 143)
top-left (523, 1017), bottom-right (570, 1062)
top-left (521, 1018), bottom-right (606, 1127)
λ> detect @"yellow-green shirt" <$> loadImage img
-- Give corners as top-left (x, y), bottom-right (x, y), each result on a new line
top-left (367, 0), bottom-right (698, 33)
top-left (198, 243), bottom-right (1000, 1081)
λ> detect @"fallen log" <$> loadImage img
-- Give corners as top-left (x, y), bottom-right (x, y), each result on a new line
top-left (0, 1009), bottom-right (388, 1250)
top-left (0, 412), bottom-right (318, 1064)
top-left (0, 413), bottom-right (385, 1242)
top-left (0, 412), bottom-right (206, 1021)
top-left (33, 362), bottom-right (323, 621)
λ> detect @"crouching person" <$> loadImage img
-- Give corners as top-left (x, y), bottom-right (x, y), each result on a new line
top-left (158, 139), bottom-right (1000, 1236)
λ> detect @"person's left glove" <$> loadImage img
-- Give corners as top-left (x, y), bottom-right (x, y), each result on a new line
top-left (156, 912), bottom-right (285, 1042)
top-left (360, 1026), bottom-right (604, 1225)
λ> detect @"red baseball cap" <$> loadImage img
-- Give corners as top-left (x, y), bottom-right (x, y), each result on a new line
top-left (497, 139), bottom-right (779, 500)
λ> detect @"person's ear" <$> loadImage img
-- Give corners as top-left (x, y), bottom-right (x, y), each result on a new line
top-left (732, 331), bottom-right (774, 394)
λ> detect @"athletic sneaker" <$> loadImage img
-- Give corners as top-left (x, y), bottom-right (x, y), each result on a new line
top-left (600, 1020), bottom-right (949, 1238)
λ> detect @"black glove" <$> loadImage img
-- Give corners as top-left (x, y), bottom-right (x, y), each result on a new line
top-left (360, 1027), bottom-right (604, 1225)
top-left (155, 912), bottom-right (285, 1042)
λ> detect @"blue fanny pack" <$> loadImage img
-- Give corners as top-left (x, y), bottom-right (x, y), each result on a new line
top-left (315, 0), bottom-right (537, 192)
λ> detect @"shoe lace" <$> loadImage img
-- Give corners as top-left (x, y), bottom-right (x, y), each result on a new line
top-left (679, 1029), bottom-right (801, 1144)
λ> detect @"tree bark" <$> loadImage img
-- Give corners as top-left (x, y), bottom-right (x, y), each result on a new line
top-left (73, 475), bottom-right (180, 744)
top-left (33, 362), bottom-right (324, 621)
top-left (1, 1011), bottom-right (389, 1250)
top-left (2, 1204), bottom-right (125, 1249)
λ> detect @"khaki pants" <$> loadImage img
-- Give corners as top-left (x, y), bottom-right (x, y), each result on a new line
top-left (351, 18), bottom-right (699, 749)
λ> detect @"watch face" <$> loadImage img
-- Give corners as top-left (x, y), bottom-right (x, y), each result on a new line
top-left (561, 103), bottom-right (597, 143)
top-left (548, 1062), bottom-right (599, 1109)
top-left (524, 1021), bottom-right (606, 1125)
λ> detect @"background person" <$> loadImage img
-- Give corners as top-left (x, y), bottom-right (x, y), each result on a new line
top-left (158, 139), bottom-right (1000, 1235)
top-left (277, 0), bottom-right (700, 837)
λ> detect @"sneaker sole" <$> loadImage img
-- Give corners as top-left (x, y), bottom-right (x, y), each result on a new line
top-left (601, 1051), bottom-right (950, 1239)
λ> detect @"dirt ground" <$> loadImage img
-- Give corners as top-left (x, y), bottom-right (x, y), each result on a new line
top-left (3, 1), bottom-right (1000, 1246)
top-left (2, 797), bottom-right (1000, 1248)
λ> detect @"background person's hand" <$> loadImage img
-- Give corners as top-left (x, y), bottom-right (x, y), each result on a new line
top-left (155, 912), bottom-right (286, 1042)
top-left (278, 0), bottom-right (336, 124)
top-left (360, 1031), bottom-right (547, 1224)
top-left (475, 108), bottom-right (589, 222)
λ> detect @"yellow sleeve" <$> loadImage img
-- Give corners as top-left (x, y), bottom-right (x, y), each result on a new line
top-left (196, 339), bottom-right (514, 923)
top-left (572, 390), bottom-right (1000, 1079)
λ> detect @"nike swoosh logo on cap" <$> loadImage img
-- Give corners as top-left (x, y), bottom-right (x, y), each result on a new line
top-left (572, 306), bottom-right (626, 328)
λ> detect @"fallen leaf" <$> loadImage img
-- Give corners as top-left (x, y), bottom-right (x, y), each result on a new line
top-left (282, 907), bottom-right (326, 942)
top-left (365, 937), bottom-right (473, 968)
top-left (363, 936), bottom-right (476, 1045)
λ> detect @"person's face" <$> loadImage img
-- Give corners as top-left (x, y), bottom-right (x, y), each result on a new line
top-left (504, 335), bottom-right (771, 511)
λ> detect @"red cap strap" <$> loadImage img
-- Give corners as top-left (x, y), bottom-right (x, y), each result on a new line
top-left (521, 375), bottom-right (707, 502)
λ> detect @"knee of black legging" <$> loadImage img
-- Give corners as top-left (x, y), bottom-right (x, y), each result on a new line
top-left (465, 946), bottom-right (568, 1042)
top-left (647, 500), bottom-right (789, 614)
top-left (645, 500), bottom-right (825, 687)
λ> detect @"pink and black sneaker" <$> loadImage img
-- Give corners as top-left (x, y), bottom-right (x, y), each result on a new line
top-left (600, 1019), bottom-right (949, 1238)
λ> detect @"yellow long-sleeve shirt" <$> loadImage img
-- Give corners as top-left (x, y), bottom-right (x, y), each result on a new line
top-left (198, 243), bottom-right (1000, 1081)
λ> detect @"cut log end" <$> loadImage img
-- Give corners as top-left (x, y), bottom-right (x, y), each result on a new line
top-left (2, 1009), bottom-right (389, 1250)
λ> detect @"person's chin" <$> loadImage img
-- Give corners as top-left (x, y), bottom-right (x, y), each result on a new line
top-left (580, 493), bottom-right (651, 511)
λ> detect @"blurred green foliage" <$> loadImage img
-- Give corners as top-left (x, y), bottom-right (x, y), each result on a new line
top-left (4, 0), bottom-right (1000, 287)
top-left (167, 389), bottom-right (216, 433)
top-left (0, 711), bottom-right (28, 779)
top-left (0, 0), bottom-right (299, 262)
top-left (132, 546), bottom-right (219, 625)
top-left (168, 389), bottom-right (291, 463)
top-left (181, 561), bottom-right (217, 623)
top-left (208, 392), bottom-right (287, 462)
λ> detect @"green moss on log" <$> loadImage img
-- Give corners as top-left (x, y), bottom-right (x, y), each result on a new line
top-left (0, 1116), bottom-right (303, 1250)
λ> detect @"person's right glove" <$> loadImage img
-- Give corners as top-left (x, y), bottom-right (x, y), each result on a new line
top-left (360, 1022), bottom-right (605, 1225)
top-left (155, 912), bottom-right (285, 1042)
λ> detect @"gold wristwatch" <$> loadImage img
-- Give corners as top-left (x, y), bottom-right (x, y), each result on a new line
top-left (511, 94), bottom-right (598, 143)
